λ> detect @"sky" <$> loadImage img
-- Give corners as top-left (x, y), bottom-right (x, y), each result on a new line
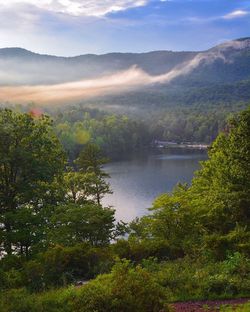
top-left (0, 0), bottom-right (250, 56)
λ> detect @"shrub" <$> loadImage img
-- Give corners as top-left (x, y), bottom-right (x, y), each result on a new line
top-left (156, 254), bottom-right (250, 301)
top-left (73, 260), bottom-right (169, 312)
top-left (0, 260), bottom-right (169, 312)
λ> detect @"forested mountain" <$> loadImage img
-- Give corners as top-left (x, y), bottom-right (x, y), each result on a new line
top-left (0, 47), bottom-right (195, 85)
top-left (0, 38), bottom-right (250, 106)
top-left (0, 38), bottom-right (250, 147)
top-left (0, 37), bottom-right (249, 88)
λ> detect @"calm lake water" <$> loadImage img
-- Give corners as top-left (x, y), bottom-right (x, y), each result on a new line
top-left (103, 149), bottom-right (208, 222)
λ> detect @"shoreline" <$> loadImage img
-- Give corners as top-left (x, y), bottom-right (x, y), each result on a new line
top-left (153, 141), bottom-right (209, 150)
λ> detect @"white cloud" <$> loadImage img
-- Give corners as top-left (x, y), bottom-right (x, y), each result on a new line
top-left (223, 10), bottom-right (249, 20)
top-left (0, 0), bottom-right (149, 16)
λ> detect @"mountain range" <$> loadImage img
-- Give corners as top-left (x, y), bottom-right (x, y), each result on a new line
top-left (0, 37), bottom-right (250, 108)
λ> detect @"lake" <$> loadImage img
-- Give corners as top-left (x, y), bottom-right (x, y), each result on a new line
top-left (103, 149), bottom-right (208, 222)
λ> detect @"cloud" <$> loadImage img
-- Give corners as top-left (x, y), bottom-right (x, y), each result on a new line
top-left (223, 10), bottom-right (249, 20)
top-left (0, 0), bottom-right (149, 17)
top-left (0, 50), bottom-right (228, 104)
top-left (0, 66), bottom-right (148, 104)
top-left (184, 9), bottom-right (250, 25)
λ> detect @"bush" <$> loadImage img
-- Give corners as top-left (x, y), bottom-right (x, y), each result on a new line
top-left (22, 244), bottom-right (114, 291)
top-left (0, 268), bottom-right (24, 290)
top-left (221, 302), bottom-right (250, 312)
top-left (112, 238), bottom-right (172, 262)
top-left (156, 254), bottom-right (250, 301)
top-left (0, 261), bottom-right (169, 312)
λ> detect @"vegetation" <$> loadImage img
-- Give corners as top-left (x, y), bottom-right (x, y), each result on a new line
top-left (221, 302), bottom-right (250, 312)
top-left (53, 108), bottom-right (152, 160)
top-left (0, 110), bottom-right (65, 256)
top-left (0, 261), bottom-right (168, 312)
top-left (0, 106), bottom-right (249, 311)
top-left (130, 107), bottom-right (250, 260)
top-left (4, 101), bottom-right (247, 161)
top-left (52, 101), bottom-right (249, 157)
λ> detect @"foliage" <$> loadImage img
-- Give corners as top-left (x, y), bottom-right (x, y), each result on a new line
top-left (189, 107), bottom-right (250, 258)
top-left (49, 203), bottom-right (115, 246)
top-left (54, 110), bottom-right (152, 160)
top-left (75, 143), bottom-right (112, 205)
top-left (221, 302), bottom-right (250, 312)
top-left (155, 253), bottom-right (250, 301)
top-left (0, 106), bottom-right (249, 309)
top-left (0, 261), bottom-right (169, 312)
top-left (128, 183), bottom-right (202, 258)
top-left (128, 107), bottom-right (250, 260)
top-left (0, 244), bottom-right (115, 292)
top-left (52, 105), bottom-right (243, 161)
top-left (63, 170), bottom-right (93, 204)
top-left (0, 109), bottom-right (65, 256)
top-left (112, 237), bottom-right (172, 262)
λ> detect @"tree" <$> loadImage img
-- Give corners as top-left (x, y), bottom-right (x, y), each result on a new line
top-left (0, 109), bottom-right (65, 256)
top-left (128, 107), bottom-right (250, 260)
top-left (63, 169), bottom-right (92, 204)
top-left (49, 203), bottom-right (115, 246)
top-left (76, 143), bottom-right (112, 205)
top-left (76, 143), bottom-right (108, 174)
top-left (190, 107), bottom-right (250, 258)
top-left (128, 184), bottom-right (200, 259)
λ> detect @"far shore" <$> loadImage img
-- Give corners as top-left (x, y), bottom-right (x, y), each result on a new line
top-left (153, 140), bottom-right (209, 150)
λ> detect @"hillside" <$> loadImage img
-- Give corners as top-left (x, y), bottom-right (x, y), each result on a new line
top-left (0, 38), bottom-right (250, 109)
top-left (0, 47), bottom-right (196, 85)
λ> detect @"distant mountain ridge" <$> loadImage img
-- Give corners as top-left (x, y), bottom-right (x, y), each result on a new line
top-left (0, 38), bottom-right (250, 109)
top-left (0, 48), bottom-right (196, 85)
top-left (0, 37), bottom-right (249, 86)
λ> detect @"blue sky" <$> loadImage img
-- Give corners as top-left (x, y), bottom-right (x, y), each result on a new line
top-left (0, 0), bottom-right (249, 56)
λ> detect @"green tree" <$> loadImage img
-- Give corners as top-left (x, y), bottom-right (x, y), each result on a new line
top-left (49, 203), bottom-right (115, 246)
top-left (0, 109), bottom-right (65, 256)
top-left (193, 109), bottom-right (249, 257)
top-left (76, 143), bottom-right (112, 205)
top-left (128, 107), bottom-right (250, 260)
top-left (190, 107), bottom-right (250, 258)
top-left (76, 143), bottom-right (108, 174)
top-left (128, 184), bottom-right (200, 259)
top-left (63, 169), bottom-right (92, 204)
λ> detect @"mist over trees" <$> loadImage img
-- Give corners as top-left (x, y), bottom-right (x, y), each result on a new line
top-left (51, 103), bottom-right (246, 161)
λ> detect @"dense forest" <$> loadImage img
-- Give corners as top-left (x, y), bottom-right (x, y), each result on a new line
top-left (51, 101), bottom-right (249, 158)
top-left (0, 106), bottom-right (249, 311)
top-left (2, 100), bottom-right (247, 161)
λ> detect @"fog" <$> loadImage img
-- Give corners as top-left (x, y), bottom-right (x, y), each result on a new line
top-left (0, 50), bottom-right (229, 104)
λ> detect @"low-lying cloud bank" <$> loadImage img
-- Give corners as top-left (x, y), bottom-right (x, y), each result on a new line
top-left (0, 50), bottom-right (228, 104)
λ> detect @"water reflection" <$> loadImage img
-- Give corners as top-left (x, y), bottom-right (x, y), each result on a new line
top-left (103, 149), bottom-right (208, 222)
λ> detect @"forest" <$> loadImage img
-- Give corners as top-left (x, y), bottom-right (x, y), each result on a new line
top-left (3, 100), bottom-right (247, 161)
top-left (0, 105), bottom-right (249, 311)
top-left (52, 102), bottom-right (248, 159)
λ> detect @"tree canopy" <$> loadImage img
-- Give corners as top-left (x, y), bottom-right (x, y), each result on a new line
top-left (129, 107), bottom-right (250, 259)
top-left (0, 109), bottom-right (65, 256)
